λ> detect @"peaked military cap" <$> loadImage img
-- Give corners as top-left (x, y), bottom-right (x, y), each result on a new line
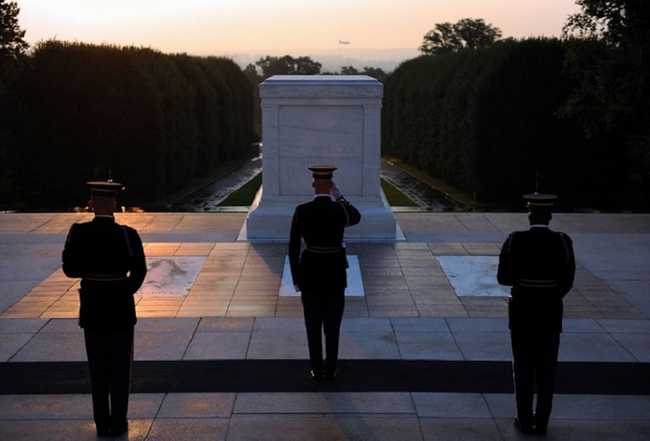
top-left (87, 180), bottom-right (125, 196)
top-left (523, 192), bottom-right (557, 209)
top-left (308, 165), bottom-right (337, 180)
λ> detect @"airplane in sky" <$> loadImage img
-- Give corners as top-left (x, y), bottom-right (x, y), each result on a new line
top-left (339, 40), bottom-right (351, 45)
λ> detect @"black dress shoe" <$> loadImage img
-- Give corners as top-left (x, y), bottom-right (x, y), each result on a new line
top-left (96, 427), bottom-right (111, 438)
top-left (309, 369), bottom-right (324, 381)
top-left (323, 369), bottom-right (337, 381)
top-left (533, 425), bottom-right (548, 436)
top-left (513, 418), bottom-right (534, 435)
top-left (110, 421), bottom-right (128, 437)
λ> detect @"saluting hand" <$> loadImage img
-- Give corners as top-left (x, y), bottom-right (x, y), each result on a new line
top-left (330, 182), bottom-right (341, 200)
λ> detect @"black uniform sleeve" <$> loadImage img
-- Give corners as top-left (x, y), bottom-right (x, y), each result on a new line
top-left (337, 197), bottom-right (361, 227)
top-left (497, 233), bottom-right (514, 286)
top-left (558, 233), bottom-right (576, 298)
top-left (62, 223), bottom-right (84, 278)
top-left (125, 227), bottom-right (147, 296)
top-left (288, 207), bottom-right (302, 288)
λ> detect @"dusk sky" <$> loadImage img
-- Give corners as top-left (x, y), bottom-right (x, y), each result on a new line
top-left (19, 0), bottom-right (579, 55)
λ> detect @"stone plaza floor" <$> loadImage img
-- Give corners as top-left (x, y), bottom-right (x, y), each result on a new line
top-left (1, 212), bottom-right (649, 440)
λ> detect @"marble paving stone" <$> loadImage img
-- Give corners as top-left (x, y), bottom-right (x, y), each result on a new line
top-left (0, 394), bottom-right (163, 419)
top-left (280, 256), bottom-right (364, 297)
top-left (561, 318), bottom-right (605, 333)
top-left (609, 333), bottom-right (650, 361)
top-left (395, 332), bottom-right (463, 360)
top-left (496, 418), bottom-right (650, 441)
top-left (246, 331), bottom-right (309, 359)
top-left (420, 417), bottom-right (503, 441)
top-left (197, 317), bottom-right (254, 332)
top-left (134, 332), bottom-right (194, 361)
top-left (140, 256), bottom-right (206, 296)
top-left (0, 332), bottom-right (33, 361)
top-left (412, 393), bottom-right (492, 418)
top-left (11, 331), bottom-right (85, 361)
top-left (416, 305), bottom-right (469, 317)
top-left (254, 317), bottom-right (305, 332)
top-left (428, 243), bottom-right (467, 255)
top-left (452, 332), bottom-right (511, 361)
top-left (157, 393), bottom-right (235, 418)
top-left (598, 319), bottom-right (650, 333)
top-left (184, 332), bottom-right (250, 359)
top-left (40, 318), bottom-right (81, 333)
top-left (227, 414), bottom-right (423, 441)
top-left (0, 419), bottom-right (152, 441)
top-left (338, 331), bottom-right (400, 359)
top-left (234, 392), bottom-right (415, 414)
top-left (446, 317), bottom-right (508, 333)
top-left (558, 333), bottom-right (636, 362)
top-left (390, 317), bottom-right (449, 333)
top-left (437, 256), bottom-right (510, 297)
top-left (0, 281), bottom-right (38, 313)
top-left (135, 318), bottom-right (199, 333)
top-left (145, 418), bottom-right (228, 441)
top-left (0, 318), bottom-right (47, 333)
top-left (485, 393), bottom-right (650, 421)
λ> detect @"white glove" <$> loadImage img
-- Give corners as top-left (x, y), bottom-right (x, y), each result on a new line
top-left (330, 183), bottom-right (342, 200)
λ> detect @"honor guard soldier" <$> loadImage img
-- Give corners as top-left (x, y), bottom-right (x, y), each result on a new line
top-left (497, 193), bottom-right (575, 435)
top-left (62, 180), bottom-right (147, 437)
top-left (289, 165), bottom-right (361, 381)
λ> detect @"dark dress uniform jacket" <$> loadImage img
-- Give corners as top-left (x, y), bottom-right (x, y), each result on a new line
top-left (289, 196), bottom-right (361, 291)
top-left (497, 227), bottom-right (575, 333)
top-left (62, 217), bottom-right (147, 330)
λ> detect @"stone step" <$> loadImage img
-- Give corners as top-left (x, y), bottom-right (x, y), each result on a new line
top-left (2, 359), bottom-right (648, 395)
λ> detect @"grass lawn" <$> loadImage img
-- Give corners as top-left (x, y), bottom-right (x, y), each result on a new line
top-left (218, 173), bottom-right (262, 206)
top-left (218, 173), bottom-right (417, 207)
top-left (380, 178), bottom-right (418, 207)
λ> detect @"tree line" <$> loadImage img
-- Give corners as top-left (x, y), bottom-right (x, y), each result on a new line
top-left (243, 55), bottom-right (388, 83)
top-left (1, 39), bottom-right (255, 209)
top-left (383, 7), bottom-right (649, 210)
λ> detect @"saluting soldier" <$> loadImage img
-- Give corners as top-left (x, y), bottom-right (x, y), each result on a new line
top-left (62, 181), bottom-right (147, 438)
top-left (497, 193), bottom-right (575, 435)
top-left (289, 165), bottom-right (361, 381)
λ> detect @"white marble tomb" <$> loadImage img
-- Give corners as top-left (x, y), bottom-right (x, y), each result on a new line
top-left (245, 75), bottom-right (398, 241)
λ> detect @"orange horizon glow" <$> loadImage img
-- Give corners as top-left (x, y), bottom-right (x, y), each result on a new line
top-left (18, 0), bottom-right (580, 56)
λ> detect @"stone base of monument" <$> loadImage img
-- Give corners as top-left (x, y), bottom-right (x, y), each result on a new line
top-left (239, 187), bottom-right (404, 242)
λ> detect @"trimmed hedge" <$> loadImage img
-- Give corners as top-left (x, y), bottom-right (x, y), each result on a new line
top-left (2, 41), bottom-right (255, 208)
top-left (383, 39), bottom-right (630, 209)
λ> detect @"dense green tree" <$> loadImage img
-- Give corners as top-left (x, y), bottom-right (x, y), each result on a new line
top-left (562, 0), bottom-right (650, 206)
top-left (340, 65), bottom-right (359, 74)
top-left (254, 55), bottom-right (322, 79)
top-left (420, 18), bottom-right (502, 55)
top-left (0, 0), bottom-right (27, 63)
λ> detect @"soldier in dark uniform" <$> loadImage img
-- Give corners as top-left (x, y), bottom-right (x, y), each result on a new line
top-left (62, 181), bottom-right (147, 437)
top-left (289, 165), bottom-right (361, 381)
top-left (497, 193), bottom-right (575, 435)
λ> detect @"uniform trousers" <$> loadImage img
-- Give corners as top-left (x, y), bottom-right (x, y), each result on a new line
top-left (510, 330), bottom-right (561, 428)
top-left (301, 288), bottom-right (345, 372)
top-left (83, 327), bottom-right (134, 431)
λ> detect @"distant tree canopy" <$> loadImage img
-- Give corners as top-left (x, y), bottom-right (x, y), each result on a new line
top-left (1, 41), bottom-right (256, 209)
top-left (420, 18), bottom-right (502, 55)
top-left (384, 38), bottom-right (647, 210)
top-left (340, 65), bottom-right (387, 82)
top-left (0, 0), bottom-right (27, 63)
top-left (254, 55), bottom-right (322, 79)
top-left (561, 0), bottom-right (650, 203)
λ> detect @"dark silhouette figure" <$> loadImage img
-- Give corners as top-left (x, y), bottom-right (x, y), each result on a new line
top-left (289, 166), bottom-right (361, 380)
top-left (497, 193), bottom-right (575, 435)
top-left (62, 181), bottom-right (147, 438)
